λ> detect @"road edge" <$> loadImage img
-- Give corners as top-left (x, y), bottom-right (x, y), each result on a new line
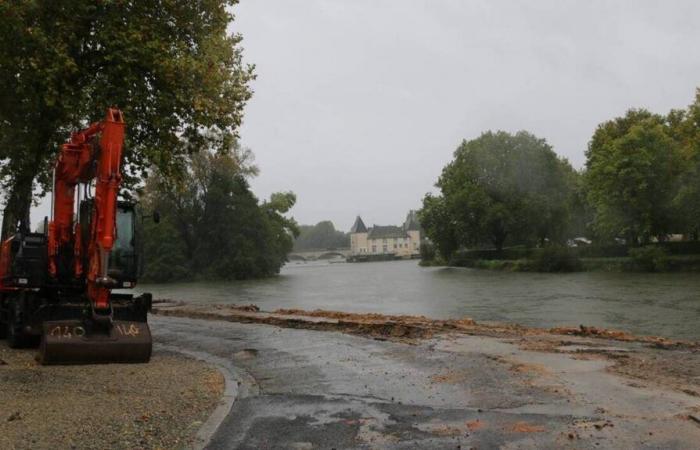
top-left (155, 344), bottom-right (240, 450)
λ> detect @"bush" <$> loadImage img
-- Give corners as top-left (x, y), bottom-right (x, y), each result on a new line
top-left (452, 247), bottom-right (534, 262)
top-left (420, 240), bottom-right (436, 261)
top-left (575, 244), bottom-right (629, 258)
top-left (530, 246), bottom-right (583, 272)
top-left (658, 240), bottom-right (700, 255)
top-left (629, 245), bottom-right (670, 272)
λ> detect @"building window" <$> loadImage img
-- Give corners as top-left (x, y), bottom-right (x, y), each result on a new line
top-left (383, 245), bottom-right (388, 253)
top-left (372, 245), bottom-right (376, 253)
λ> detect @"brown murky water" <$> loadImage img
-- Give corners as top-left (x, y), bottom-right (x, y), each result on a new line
top-left (138, 260), bottom-right (700, 341)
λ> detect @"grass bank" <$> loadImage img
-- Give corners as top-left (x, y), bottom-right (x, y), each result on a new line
top-left (421, 244), bottom-right (700, 272)
top-left (447, 255), bottom-right (700, 272)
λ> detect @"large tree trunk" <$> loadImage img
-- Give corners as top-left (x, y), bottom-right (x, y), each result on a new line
top-left (1, 174), bottom-right (34, 240)
top-left (2, 122), bottom-right (58, 241)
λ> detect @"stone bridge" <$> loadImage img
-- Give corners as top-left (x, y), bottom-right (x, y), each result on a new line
top-left (288, 248), bottom-right (351, 261)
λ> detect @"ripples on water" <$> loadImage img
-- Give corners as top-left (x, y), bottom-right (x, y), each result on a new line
top-left (139, 259), bottom-right (700, 341)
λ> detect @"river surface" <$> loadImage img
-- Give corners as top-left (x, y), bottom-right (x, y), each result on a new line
top-left (138, 259), bottom-right (700, 341)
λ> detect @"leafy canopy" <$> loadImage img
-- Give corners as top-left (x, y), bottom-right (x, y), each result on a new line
top-left (422, 131), bottom-right (576, 257)
top-left (0, 0), bottom-right (254, 235)
top-left (141, 149), bottom-right (298, 282)
top-left (669, 90), bottom-right (700, 238)
top-left (585, 109), bottom-right (680, 244)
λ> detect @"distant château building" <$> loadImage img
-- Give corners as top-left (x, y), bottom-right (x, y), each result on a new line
top-left (349, 211), bottom-right (421, 259)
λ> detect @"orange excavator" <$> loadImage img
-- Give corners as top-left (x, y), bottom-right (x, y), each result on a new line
top-left (0, 108), bottom-right (154, 364)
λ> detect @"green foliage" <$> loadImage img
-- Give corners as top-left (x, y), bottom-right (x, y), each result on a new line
top-left (293, 221), bottom-right (349, 251)
top-left (261, 192), bottom-right (300, 267)
top-left (0, 0), bottom-right (254, 237)
top-left (418, 194), bottom-right (459, 259)
top-left (419, 240), bottom-right (437, 262)
top-left (450, 247), bottom-right (534, 262)
top-left (420, 131), bottom-right (577, 258)
top-left (628, 246), bottom-right (670, 272)
top-left (529, 246), bottom-right (583, 272)
top-left (573, 245), bottom-right (629, 258)
top-left (670, 91), bottom-right (700, 239)
top-left (448, 245), bottom-right (580, 272)
top-left (141, 217), bottom-right (190, 283)
top-left (141, 150), bottom-right (298, 281)
top-left (585, 109), bottom-right (681, 244)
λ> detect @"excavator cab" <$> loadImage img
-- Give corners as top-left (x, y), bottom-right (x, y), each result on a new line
top-left (110, 204), bottom-right (139, 283)
top-left (80, 200), bottom-right (140, 286)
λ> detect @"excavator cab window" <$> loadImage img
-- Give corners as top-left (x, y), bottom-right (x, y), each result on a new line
top-left (108, 204), bottom-right (138, 284)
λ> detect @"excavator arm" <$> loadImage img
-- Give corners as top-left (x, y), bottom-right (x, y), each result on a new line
top-left (49, 108), bottom-right (125, 310)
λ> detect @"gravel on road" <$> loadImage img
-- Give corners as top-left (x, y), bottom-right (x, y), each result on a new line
top-left (0, 343), bottom-right (223, 450)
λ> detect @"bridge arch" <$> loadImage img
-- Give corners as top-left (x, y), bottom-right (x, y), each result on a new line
top-left (317, 251), bottom-right (346, 260)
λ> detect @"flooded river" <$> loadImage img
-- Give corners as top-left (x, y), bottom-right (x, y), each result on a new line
top-left (139, 260), bottom-right (700, 341)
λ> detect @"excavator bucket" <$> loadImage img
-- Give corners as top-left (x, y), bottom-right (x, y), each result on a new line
top-left (38, 320), bottom-right (152, 365)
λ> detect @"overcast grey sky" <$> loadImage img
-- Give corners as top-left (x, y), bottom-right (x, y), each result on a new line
top-left (20, 1), bottom-right (699, 232)
top-left (231, 0), bottom-right (700, 231)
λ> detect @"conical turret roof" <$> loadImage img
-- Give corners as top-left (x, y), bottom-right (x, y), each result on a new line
top-left (403, 210), bottom-right (421, 231)
top-left (350, 215), bottom-right (368, 233)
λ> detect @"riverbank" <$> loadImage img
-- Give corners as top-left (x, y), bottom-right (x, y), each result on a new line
top-left (424, 254), bottom-right (700, 272)
top-left (153, 300), bottom-right (698, 348)
top-left (151, 304), bottom-right (700, 448)
top-left (421, 242), bottom-right (700, 273)
top-left (0, 345), bottom-right (223, 450)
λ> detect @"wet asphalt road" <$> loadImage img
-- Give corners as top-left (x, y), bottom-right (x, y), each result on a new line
top-left (151, 315), bottom-right (700, 449)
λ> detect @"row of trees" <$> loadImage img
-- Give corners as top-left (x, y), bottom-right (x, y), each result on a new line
top-left (293, 221), bottom-right (349, 251)
top-left (586, 98), bottom-right (700, 244)
top-left (141, 146), bottom-right (299, 282)
top-left (420, 90), bottom-right (700, 259)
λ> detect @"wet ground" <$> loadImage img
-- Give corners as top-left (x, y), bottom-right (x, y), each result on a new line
top-left (152, 313), bottom-right (700, 449)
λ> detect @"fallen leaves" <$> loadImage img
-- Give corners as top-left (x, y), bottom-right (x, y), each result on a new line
top-left (429, 371), bottom-right (466, 384)
top-left (510, 421), bottom-right (545, 433)
top-left (429, 425), bottom-right (463, 436)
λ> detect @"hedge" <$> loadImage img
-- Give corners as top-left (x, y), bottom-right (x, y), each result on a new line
top-left (449, 241), bottom-right (700, 263)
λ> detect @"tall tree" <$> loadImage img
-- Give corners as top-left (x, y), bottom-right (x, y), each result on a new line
top-left (585, 109), bottom-right (681, 244)
top-left (422, 131), bottom-right (575, 255)
top-left (669, 89), bottom-right (700, 239)
top-left (418, 194), bottom-right (459, 259)
top-left (0, 1), bottom-right (254, 238)
top-left (141, 150), bottom-right (298, 281)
